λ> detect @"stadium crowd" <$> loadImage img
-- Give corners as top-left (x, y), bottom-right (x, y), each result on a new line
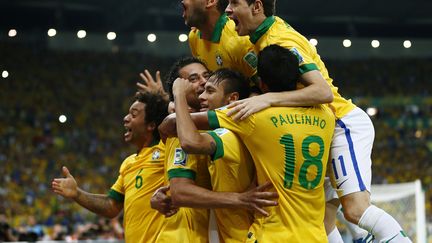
top-left (0, 42), bottom-right (431, 241)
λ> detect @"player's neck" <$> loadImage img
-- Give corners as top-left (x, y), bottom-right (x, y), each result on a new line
top-left (249, 14), bottom-right (267, 36)
top-left (137, 135), bottom-right (156, 150)
top-left (199, 12), bottom-right (221, 40)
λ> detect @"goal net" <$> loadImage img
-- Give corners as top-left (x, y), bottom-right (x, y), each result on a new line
top-left (369, 180), bottom-right (426, 243)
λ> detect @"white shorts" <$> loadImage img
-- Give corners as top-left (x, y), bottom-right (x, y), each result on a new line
top-left (329, 107), bottom-right (374, 198)
top-left (324, 177), bottom-right (338, 202)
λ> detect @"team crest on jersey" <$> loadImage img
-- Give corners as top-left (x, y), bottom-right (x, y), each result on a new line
top-left (215, 53), bottom-right (223, 66)
top-left (243, 51), bottom-right (258, 69)
top-left (215, 105), bottom-right (228, 111)
top-left (290, 47), bottom-right (304, 64)
top-left (152, 149), bottom-right (160, 160)
top-left (174, 148), bottom-right (187, 166)
top-left (214, 128), bottom-right (229, 136)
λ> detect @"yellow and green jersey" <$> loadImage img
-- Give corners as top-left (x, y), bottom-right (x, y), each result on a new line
top-left (189, 14), bottom-right (257, 86)
top-left (156, 137), bottom-right (211, 243)
top-left (208, 106), bottom-right (335, 242)
top-left (108, 140), bottom-right (165, 243)
top-left (207, 128), bottom-right (255, 242)
top-left (249, 16), bottom-right (356, 119)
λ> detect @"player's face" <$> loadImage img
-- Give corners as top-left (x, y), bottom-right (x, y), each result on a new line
top-left (226, 0), bottom-right (255, 36)
top-left (123, 101), bottom-right (150, 147)
top-left (181, 0), bottom-right (207, 28)
top-left (178, 63), bottom-right (211, 110)
top-left (199, 78), bottom-right (230, 111)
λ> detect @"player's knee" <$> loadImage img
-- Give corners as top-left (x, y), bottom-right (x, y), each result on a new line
top-left (342, 206), bottom-right (364, 224)
top-left (340, 192), bottom-right (371, 224)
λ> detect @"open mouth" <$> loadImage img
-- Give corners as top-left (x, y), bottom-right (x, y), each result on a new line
top-left (124, 126), bottom-right (132, 137)
top-left (232, 18), bottom-right (239, 26)
top-left (200, 104), bottom-right (209, 112)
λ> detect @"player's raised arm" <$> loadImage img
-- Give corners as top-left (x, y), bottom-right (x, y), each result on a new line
top-left (172, 78), bottom-right (216, 154)
top-left (137, 69), bottom-right (170, 100)
top-left (52, 166), bottom-right (123, 218)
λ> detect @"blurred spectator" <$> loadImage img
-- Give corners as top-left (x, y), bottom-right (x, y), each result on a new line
top-left (0, 208), bottom-right (18, 242)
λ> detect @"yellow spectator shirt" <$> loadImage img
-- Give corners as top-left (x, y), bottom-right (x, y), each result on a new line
top-left (156, 137), bottom-right (211, 243)
top-left (250, 16), bottom-right (356, 119)
top-left (189, 14), bottom-right (257, 83)
top-left (108, 140), bottom-right (165, 243)
top-left (208, 106), bottom-right (335, 242)
top-left (207, 128), bottom-right (255, 242)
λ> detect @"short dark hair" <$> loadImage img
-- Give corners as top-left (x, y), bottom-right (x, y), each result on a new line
top-left (246, 0), bottom-right (275, 17)
top-left (165, 57), bottom-right (207, 101)
top-left (209, 68), bottom-right (251, 99)
top-left (257, 44), bottom-right (299, 92)
top-left (135, 92), bottom-right (169, 141)
top-left (217, 0), bottom-right (229, 13)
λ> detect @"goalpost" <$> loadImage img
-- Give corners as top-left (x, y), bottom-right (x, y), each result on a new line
top-left (370, 180), bottom-right (426, 243)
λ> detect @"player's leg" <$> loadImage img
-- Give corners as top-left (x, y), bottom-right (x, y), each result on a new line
top-left (335, 205), bottom-right (372, 242)
top-left (324, 177), bottom-right (344, 243)
top-left (325, 179), bottom-right (371, 243)
top-left (325, 199), bottom-right (344, 242)
top-left (330, 107), bottom-right (411, 243)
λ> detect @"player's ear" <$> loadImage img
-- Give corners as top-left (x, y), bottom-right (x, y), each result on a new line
top-left (252, 0), bottom-right (263, 15)
top-left (206, 0), bottom-right (217, 8)
top-left (227, 92), bottom-right (240, 103)
top-left (147, 121), bottom-right (157, 132)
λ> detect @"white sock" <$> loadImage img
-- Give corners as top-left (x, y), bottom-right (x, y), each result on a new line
top-left (337, 206), bottom-right (369, 240)
top-left (327, 227), bottom-right (344, 243)
top-left (358, 205), bottom-right (412, 243)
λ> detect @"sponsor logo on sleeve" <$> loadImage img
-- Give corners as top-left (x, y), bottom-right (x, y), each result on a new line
top-left (174, 148), bottom-right (187, 166)
top-left (290, 47), bottom-right (304, 64)
top-left (243, 51), bottom-right (258, 68)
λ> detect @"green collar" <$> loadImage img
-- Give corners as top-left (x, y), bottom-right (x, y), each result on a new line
top-left (249, 16), bottom-right (275, 44)
top-left (149, 138), bottom-right (160, 147)
top-left (199, 13), bottom-right (228, 42)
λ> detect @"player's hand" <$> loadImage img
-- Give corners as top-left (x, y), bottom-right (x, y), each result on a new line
top-left (172, 78), bottom-right (195, 97)
top-left (238, 181), bottom-right (278, 217)
top-left (151, 186), bottom-right (179, 217)
top-left (137, 69), bottom-right (169, 98)
top-left (226, 94), bottom-right (271, 121)
top-left (52, 166), bottom-right (79, 199)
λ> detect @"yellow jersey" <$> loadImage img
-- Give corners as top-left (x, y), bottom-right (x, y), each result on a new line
top-left (208, 106), bottom-right (335, 242)
top-left (108, 140), bottom-right (165, 243)
top-left (207, 128), bottom-right (255, 242)
top-left (249, 16), bottom-right (356, 119)
top-left (156, 137), bottom-right (211, 243)
top-left (189, 14), bottom-right (257, 86)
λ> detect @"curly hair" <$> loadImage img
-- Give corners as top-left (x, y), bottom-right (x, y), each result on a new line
top-left (134, 91), bottom-right (169, 141)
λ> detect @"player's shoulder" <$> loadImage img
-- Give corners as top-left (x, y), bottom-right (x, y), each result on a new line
top-left (188, 27), bottom-right (199, 41)
top-left (118, 153), bottom-right (137, 172)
